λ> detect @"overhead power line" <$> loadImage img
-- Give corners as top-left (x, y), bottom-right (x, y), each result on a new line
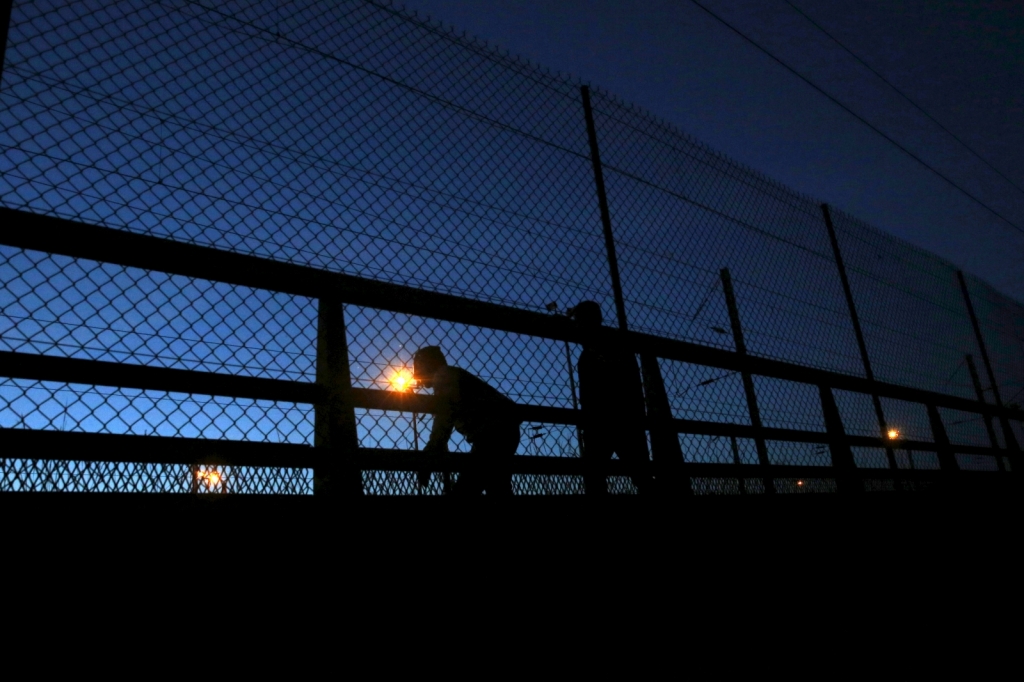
top-left (686, 0), bottom-right (1024, 237)
top-left (782, 0), bottom-right (1024, 199)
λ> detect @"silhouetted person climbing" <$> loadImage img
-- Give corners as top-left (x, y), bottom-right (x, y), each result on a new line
top-left (413, 345), bottom-right (521, 496)
top-left (571, 301), bottom-right (651, 495)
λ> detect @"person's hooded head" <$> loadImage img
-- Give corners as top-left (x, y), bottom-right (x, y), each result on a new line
top-left (412, 345), bottom-right (447, 389)
top-left (570, 300), bottom-right (603, 330)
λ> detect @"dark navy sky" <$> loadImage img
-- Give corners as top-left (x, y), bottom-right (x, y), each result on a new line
top-left (401, 0), bottom-right (1024, 301)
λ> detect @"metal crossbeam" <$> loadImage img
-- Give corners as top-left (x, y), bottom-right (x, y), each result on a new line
top-left (0, 210), bottom-right (1013, 421)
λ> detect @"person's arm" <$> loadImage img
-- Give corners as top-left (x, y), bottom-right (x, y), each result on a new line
top-left (419, 367), bottom-right (458, 486)
top-left (423, 367), bottom-right (457, 453)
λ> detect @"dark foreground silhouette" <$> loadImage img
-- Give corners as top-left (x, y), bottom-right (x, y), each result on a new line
top-left (413, 345), bottom-right (521, 496)
top-left (571, 301), bottom-right (653, 495)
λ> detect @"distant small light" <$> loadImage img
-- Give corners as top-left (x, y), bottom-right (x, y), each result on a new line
top-left (196, 468), bottom-right (221, 489)
top-left (887, 429), bottom-right (900, 440)
top-left (797, 480), bottom-right (804, 486)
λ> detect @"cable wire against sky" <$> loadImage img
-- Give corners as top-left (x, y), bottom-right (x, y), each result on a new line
top-left (687, 0), bottom-right (1024, 237)
top-left (782, 0), bottom-right (1024, 200)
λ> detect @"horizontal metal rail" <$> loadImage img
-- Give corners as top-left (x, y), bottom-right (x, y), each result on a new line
top-left (1, 350), bottom-right (1009, 458)
top-left (4, 428), bottom-right (987, 484)
top-left (0, 209), bottom-right (1019, 498)
top-left (1, 208), bottom-right (1019, 422)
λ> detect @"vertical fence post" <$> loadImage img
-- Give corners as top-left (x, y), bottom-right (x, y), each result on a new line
top-left (581, 85), bottom-right (683, 495)
top-left (966, 354), bottom-right (1004, 469)
top-left (720, 268), bottom-right (772, 493)
top-left (0, 0), bottom-right (13, 84)
top-left (956, 271), bottom-right (1021, 454)
top-left (926, 404), bottom-right (959, 491)
top-left (581, 85), bottom-right (628, 333)
top-left (818, 384), bottom-right (859, 494)
top-left (314, 295), bottom-right (362, 497)
top-left (639, 354), bottom-right (688, 496)
top-left (821, 204), bottom-right (898, 473)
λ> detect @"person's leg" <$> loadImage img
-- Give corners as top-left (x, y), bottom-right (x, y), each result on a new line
top-left (581, 427), bottom-right (612, 495)
top-left (481, 423), bottom-right (518, 497)
top-left (451, 468), bottom-right (485, 496)
top-left (454, 423), bottom-right (519, 496)
top-left (451, 458), bottom-right (486, 496)
top-left (615, 427), bottom-right (652, 494)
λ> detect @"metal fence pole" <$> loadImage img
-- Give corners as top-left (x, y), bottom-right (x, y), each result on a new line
top-left (580, 85), bottom-right (628, 333)
top-left (818, 384), bottom-right (859, 494)
top-left (956, 271), bottom-right (1021, 453)
top-left (926, 404), bottom-right (959, 490)
top-left (581, 85), bottom-right (683, 495)
top-left (821, 204), bottom-right (898, 472)
top-left (0, 0), bottom-right (13, 84)
top-left (314, 296), bottom-right (362, 497)
top-left (720, 268), bottom-right (772, 493)
top-left (639, 354), bottom-right (688, 497)
top-left (966, 354), bottom-right (1004, 469)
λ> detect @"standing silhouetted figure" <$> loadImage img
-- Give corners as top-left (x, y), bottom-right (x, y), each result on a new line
top-left (413, 346), bottom-right (521, 496)
top-left (571, 301), bottom-right (651, 495)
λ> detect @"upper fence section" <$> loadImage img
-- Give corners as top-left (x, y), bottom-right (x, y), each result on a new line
top-left (1, 0), bottom-right (1021, 408)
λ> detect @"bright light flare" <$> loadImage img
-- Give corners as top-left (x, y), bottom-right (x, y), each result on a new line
top-left (797, 480), bottom-right (804, 486)
top-left (390, 368), bottom-right (415, 392)
top-left (196, 468), bottom-right (222, 488)
top-left (887, 428), bottom-right (900, 440)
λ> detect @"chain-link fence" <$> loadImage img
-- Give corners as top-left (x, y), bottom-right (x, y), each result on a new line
top-left (1, 0), bottom-right (1021, 496)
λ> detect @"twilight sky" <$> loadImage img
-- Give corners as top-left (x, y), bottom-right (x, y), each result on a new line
top-left (400, 0), bottom-right (1024, 301)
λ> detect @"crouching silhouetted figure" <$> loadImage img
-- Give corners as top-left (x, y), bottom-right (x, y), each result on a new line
top-left (571, 301), bottom-right (651, 495)
top-left (413, 346), bottom-right (521, 496)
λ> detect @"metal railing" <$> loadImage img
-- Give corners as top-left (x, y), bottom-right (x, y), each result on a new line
top-left (0, 0), bottom-right (1021, 497)
top-left (1, 208), bottom-right (1019, 495)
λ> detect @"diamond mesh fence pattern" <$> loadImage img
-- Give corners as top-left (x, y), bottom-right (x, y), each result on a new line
top-left (1010, 419), bottom-right (1024, 448)
top-left (832, 389), bottom-right (881, 438)
top-left (830, 209), bottom-right (981, 398)
top-left (851, 447), bottom-right (889, 469)
top-left (0, 0), bottom-right (1020, 496)
top-left (362, 469), bottom-right (436, 496)
top-left (954, 454), bottom-right (999, 472)
top-left (521, 423), bottom-right (579, 458)
top-left (1, 246), bottom-right (317, 380)
top-left (346, 306), bottom-right (579, 408)
top-left (1, 459), bottom-right (312, 494)
top-left (774, 478), bottom-right (836, 494)
top-left (863, 478), bottom-right (897, 492)
top-left (894, 450), bottom-right (940, 470)
top-left (963, 275), bottom-right (1024, 411)
top-left (917, 452), bottom-right (941, 469)
top-left (360, 470), bottom-right (590, 496)
top-left (661, 360), bottom-right (749, 424)
top-left (592, 92), bottom-right (864, 376)
top-left (0, 0), bottom-right (613, 313)
top-left (879, 397), bottom-right (933, 443)
top-left (938, 407), bottom-right (993, 448)
top-left (753, 376), bottom-right (826, 432)
top-left (0, 379), bottom-right (313, 442)
top-left (355, 408), bottom-right (578, 456)
top-left (766, 441), bottom-right (832, 468)
top-left (691, 478), bottom-right (742, 495)
top-left (679, 434), bottom-right (758, 465)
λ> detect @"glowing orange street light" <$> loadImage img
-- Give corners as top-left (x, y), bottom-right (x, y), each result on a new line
top-left (390, 367), bottom-right (414, 392)
top-left (797, 480), bottom-right (804, 487)
top-left (887, 428), bottom-right (900, 440)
